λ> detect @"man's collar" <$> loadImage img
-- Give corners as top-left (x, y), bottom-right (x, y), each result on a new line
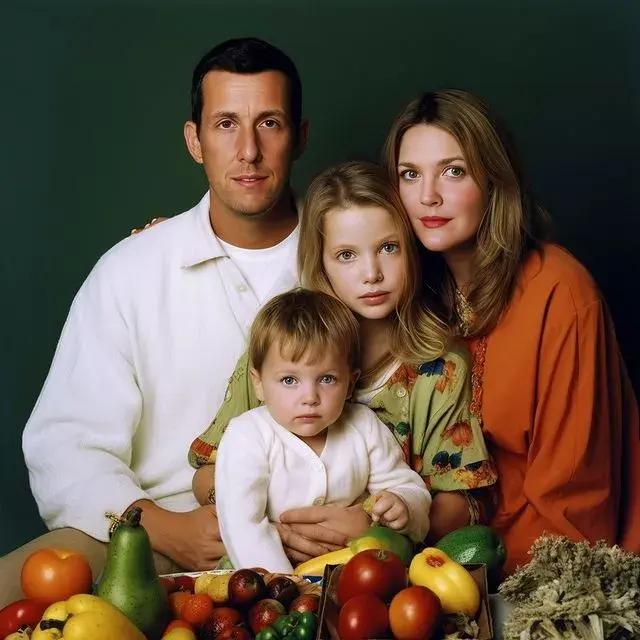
top-left (180, 190), bottom-right (302, 268)
top-left (181, 192), bottom-right (227, 268)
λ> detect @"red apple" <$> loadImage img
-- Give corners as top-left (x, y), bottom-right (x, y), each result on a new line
top-left (199, 607), bottom-right (244, 640)
top-left (248, 598), bottom-right (286, 634)
top-left (289, 593), bottom-right (320, 615)
top-left (228, 569), bottom-right (266, 607)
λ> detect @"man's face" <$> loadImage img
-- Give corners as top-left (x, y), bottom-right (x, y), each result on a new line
top-left (185, 70), bottom-right (305, 219)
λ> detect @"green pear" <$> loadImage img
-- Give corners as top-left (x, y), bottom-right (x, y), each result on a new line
top-left (97, 506), bottom-right (170, 639)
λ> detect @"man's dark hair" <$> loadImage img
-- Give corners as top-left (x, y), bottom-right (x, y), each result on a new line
top-left (190, 37), bottom-right (302, 133)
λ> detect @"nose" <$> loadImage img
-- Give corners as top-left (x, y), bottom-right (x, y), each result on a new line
top-left (236, 126), bottom-right (262, 164)
top-left (419, 175), bottom-right (442, 207)
top-left (361, 254), bottom-right (383, 284)
top-left (301, 382), bottom-right (320, 406)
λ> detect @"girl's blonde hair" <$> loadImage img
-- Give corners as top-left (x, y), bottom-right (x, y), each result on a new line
top-left (298, 160), bottom-right (449, 375)
top-left (249, 288), bottom-right (360, 373)
top-left (382, 89), bottom-right (551, 336)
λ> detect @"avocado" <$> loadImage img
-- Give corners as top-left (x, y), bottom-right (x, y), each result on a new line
top-left (363, 524), bottom-right (415, 565)
top-left (435, 524), bottom-right (506, 590)
top-left (96, 506), bottom-right (170, 639)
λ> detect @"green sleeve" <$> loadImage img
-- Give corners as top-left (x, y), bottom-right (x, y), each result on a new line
top-left (187, 350), bottom-right (262, 468)
top-left (409, 344), bottom-right (497, 492)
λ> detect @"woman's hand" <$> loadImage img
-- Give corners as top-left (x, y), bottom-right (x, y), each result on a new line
top-left (277, 504), bottom-right (372, 563)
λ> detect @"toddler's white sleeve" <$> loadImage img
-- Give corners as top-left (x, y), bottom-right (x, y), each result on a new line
top-left (215, 417), bottom-right (294, 574)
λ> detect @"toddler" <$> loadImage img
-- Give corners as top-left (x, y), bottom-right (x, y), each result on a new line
top-left (214, 288), bottom-right (431, 573)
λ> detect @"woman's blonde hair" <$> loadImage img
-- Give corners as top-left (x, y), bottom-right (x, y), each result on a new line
top-left (382, 89), bottom-right (551, 336)
top-left (298, 160), bottom-right (449, 375)
top-left (249, 288), bottom-right (360, 372)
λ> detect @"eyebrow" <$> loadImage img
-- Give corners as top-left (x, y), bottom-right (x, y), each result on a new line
top-left (331, 234), bottom-right (400, 249)
top-left (206, 109), bottom-right (288, 124)
top-left (398, 156), bottom-right (466, 169)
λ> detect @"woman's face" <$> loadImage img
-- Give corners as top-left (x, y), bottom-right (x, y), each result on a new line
top-left (322, 205), bottom-right (405, 321)
top-left (397, 124), bottom-right (487, 255)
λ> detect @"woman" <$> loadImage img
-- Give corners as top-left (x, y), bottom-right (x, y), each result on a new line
top-left (190, 161), bottom-right (497, 559)
top-left (382, 89), bottom-right (640, 573)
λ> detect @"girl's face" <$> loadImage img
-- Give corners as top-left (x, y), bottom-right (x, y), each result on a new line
top-left (322, 205), bottom-right (405, 321)
top-left (397, 124), bottom-right (487, 255)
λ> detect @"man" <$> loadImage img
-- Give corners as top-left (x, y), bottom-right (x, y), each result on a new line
top-left (0, 37), bottom-right (349, 606)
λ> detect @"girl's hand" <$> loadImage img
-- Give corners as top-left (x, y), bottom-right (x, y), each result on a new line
top-left (371, 491), bottom-right (409, 530)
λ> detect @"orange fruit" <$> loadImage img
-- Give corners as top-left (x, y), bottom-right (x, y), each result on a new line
top-left (180, 593), bottom-right (214, 627)
top-left (169, 590), bottom-right (191, 618)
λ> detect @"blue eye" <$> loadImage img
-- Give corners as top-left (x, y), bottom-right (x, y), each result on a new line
top-left (321, 375), bottom-right (336, 384)
top-left (337, 250), bottom-right (355, 261)
top-left (281, 376), bottom-right (297, 386)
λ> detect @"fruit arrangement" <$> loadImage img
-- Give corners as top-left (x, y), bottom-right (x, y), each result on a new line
top-left (159, 568), bottom-right (321, 640)
top-left (0, 507), bottom-right (321, 640)
top-left (0, 517), bottom-right (499, 640)
top-left (323, 546), bottom-right (487, 640)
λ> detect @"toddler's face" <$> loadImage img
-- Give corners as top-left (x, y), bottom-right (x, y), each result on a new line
top-left (251, 342), bottom-right (358, 441)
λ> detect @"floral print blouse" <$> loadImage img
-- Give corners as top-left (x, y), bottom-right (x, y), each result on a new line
top-left (189, 342), bottom-right (497, 495)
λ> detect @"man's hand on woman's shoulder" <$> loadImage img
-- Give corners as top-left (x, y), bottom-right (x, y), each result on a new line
top-left (130, 217), bottom-right (169, 236)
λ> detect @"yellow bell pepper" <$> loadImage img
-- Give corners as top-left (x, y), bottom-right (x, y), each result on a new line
top-left (31, 593), bottom-right (147, 640)
top-left (409, 547), bottom-right (480, 617)
top-left (293, 535), bottom-right (387, 576)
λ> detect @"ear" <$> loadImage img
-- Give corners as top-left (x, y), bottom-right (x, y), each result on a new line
top-left (293, 118), bottom-right (309, 160)
top-left (346, 369), bottom-right (361, 400)
top-left (184, 121), bottom-right (203, 164)
top-left (250, 368), bottom-right (265, 402)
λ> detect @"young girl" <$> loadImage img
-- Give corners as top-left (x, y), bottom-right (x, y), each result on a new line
top-left (190, 161), bottom-right (497, 551)
top-left (382, 89), bottom-right (640, 573)
top-left (215, 288), bottom-right (431, 573)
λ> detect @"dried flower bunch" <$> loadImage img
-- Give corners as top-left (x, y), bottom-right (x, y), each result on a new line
top-left (499, 535), bottom-right (640, 640)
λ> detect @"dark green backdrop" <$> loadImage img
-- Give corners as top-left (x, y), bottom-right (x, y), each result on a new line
top-left (1, 0), bottom-right (638, 556)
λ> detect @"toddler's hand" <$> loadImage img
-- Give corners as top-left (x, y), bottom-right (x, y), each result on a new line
top-left (370, 491), bottom-right (409, 531)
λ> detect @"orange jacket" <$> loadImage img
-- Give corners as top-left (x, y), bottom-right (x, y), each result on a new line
top-left (468, 244), bottom-right (639, 574)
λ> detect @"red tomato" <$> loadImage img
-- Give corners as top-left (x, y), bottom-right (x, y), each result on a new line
top-left (0, 599), bottom-right (48, 637)
top-left (20, 548), bottom-right (93, 604)
top-left (337, 548), bottom-right (406, 606)
top-left (338, 594), bottom-right (390, 640)
top-left (180, 594), bottom-right (214, 627)
top-left (389, 586), bottom-right (442, 640)
top-left (163, 618), bottom-right (195, 636)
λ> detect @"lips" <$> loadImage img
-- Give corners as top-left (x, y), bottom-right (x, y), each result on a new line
top-left (359, 291), bottom-right (389, 299)
top-left (232, 174), bottom-right (268, 186)
top-left (420, 216), bottom-right (451, 229)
